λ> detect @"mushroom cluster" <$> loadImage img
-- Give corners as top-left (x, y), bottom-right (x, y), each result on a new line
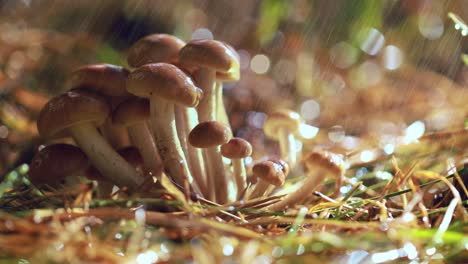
top-left (29, 33), bottom-right (346, 210)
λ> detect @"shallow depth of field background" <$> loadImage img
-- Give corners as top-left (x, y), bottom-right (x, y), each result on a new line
top-left (0, 0), bottom-right (466, 177)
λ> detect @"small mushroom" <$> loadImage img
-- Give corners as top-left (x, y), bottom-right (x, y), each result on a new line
top-left (221, 137), bottom-right (252, 199)
top-left (179, 39), bottom-right (239, 123)
top-left (127, 63), bottom-right (203, 194)
top-left (248, 159), bottom-right (288, 199)
top-left (28, 144), bottom-right (89, 187)
top-left (68, 63), bottom-right (131, 148)
top-left (264, 110), bottom-right (302, 167)
top-left (37, 89), bottom-right (144, 190)
top-left (267, 151), bottom-right (345, 211)
top-left (189, 121), bottom-right (232, 203)
top-left (113, 97), bottom-right (163, 179)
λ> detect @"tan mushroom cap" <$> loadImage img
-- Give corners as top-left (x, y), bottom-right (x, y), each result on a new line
top-left (263, 110), bottom-right (302, 139)
top-left (112, 97), bottom-right (150, 126)
top-left (117, 146), bottom-right (144, 168)
top-left (37, 89), bottom-right (110, 139)
top-left (221, 137), bottom-right (252, 159)
top-left (189, 121), bottom-right (231, 148)
top-left (127, 34), bottom-right (185, 67)
top-left (303, 151), bottom-right (345, 176)
top-left (29, 144), bottom-right (89, 186)
top-left (252, 160), bottom-right (285, 187)
top-left (270, 158), bottom-right (290, 177)
top-left (179, 39), bottom-right (240, 76)
top-left (127, 63), bottom-right (203, 107)
top-left (68, 64), bottom-right (130, 96)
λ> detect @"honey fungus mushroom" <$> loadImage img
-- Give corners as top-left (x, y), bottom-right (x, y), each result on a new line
top-left (127, 34), bottom-right (185, 68)
top-left (267, 151), bottom-right (345, 211)
top-left (37, 89), bottom-right (144, 190)
top-left (28, 144), bottom-right (89, 187)
top-left (221, 137), bottom-right (252, 199)
top-left (68, 63), bottom-right (131, 149)
top-left (179, 39), bottom-right (239, 123)
top-left (248, 159), bottom-right (289, 199)
top-left (127, 34), bottom-right (208, 197)
top-left (127, 63), bottom-right (203, 194)
top-left (189, 121), bottom-right (232, 203)
top-left (264, 110), bottom-right (303, 167)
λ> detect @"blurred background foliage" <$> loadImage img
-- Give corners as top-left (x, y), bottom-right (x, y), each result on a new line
top-left (0, 0), bottom-right (466, 178)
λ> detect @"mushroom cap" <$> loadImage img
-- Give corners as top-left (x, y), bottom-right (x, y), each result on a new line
top-left (117, 146), bottom-right (144, 168)
top-left (37, 89), bottom-right (110, 139)
top-left (127, 63), bottom-right (203, 107)
top-left (127, 34), bottom-right (185, 67)
top-left (68, 64), bottom-right (130, 97)
top-left (303, 151), bottom-right (345, 176)
top-left (28, 144), bottom-right (89, 186)
top-left (263, 110), bottom-right (302, 139)
top-left (252, 160), bottom-right (285, 187)
top-left (270, 158), bottom-right (290, 177)
top-left (112, 97), bottom-right (150, 126)
top-left (189, 121), bottom-right (231, 148)
top-left (221, 137), bottom-right (252, 159)
top-left (179, 39), bottom-right (240, 76)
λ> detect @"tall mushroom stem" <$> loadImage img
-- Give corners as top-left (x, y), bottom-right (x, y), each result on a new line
top-left (278, 128), bottom-right (297, 168)
top-left (150, 96), bottom-right (201, 194)
top-left (176, 106), bottom-right (209, 198)
top-left (216, 81), bottom-right (230, 127)
top-left (196, 69), bottom-right (217, 121)
top-left (128, 123), bottom-right (163, 179)
top-left (69, 123), bottom-right (144, 190)
top-left (195, 69), bottom-right (228, 202)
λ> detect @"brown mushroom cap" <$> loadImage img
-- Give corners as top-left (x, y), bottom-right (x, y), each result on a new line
top-left (221, 137), bottom-right (252, 159)
top-left (127, 63), bottom-right (203, 107)
top-left (37, 89), bottom-right (110, 139)
top-left (117, 146), bottom-right (144, 168)
top-left (68, 64), bottom-right (130, 96)
top-left (112, 97), bottom-right (150, 126)
top-left (270, 158), bottom-right (290, 177)
top-left (252, 160), bottom-right (285, 187)
top-left (179, 39), bottom-right (239, 76)
top-left (29, 144), bottom-right (89, 186)
top-left (263, 110), bottom-right (302, 139)
top-left (303, 151), bottom-right (345, 176)
top-left (189, 121), bottom-right (231, 148)
top-left (127, 34), bottom-right (185, 68)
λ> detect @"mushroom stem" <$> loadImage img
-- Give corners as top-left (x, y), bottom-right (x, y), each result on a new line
top-left (175, 106), bottom-right (209, 198)
top-left (216, 81), bottom-right (230, 126)
top-left (267, 170), bottom-right (327, 211)
top-left (99, 118), bottom-right (130, 149)
top-left (196, 69), bottom-right (217, 122)
top-left (70, 123), bottom-right (144, 190)
top-left (207, 146), bottom-right (228, 203)
top-left (128, 122), bottom-right (163, 179)
top-left (278, 128), bottom-right (297, 167)
top-left (195, 69), bottom-right (229, 202)
top-left (248, 180), bottom-right (270, 199)
top-left (150, 96), bottom-right (201, 194)
top-left (232, 158), bottom-right (247, 199)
